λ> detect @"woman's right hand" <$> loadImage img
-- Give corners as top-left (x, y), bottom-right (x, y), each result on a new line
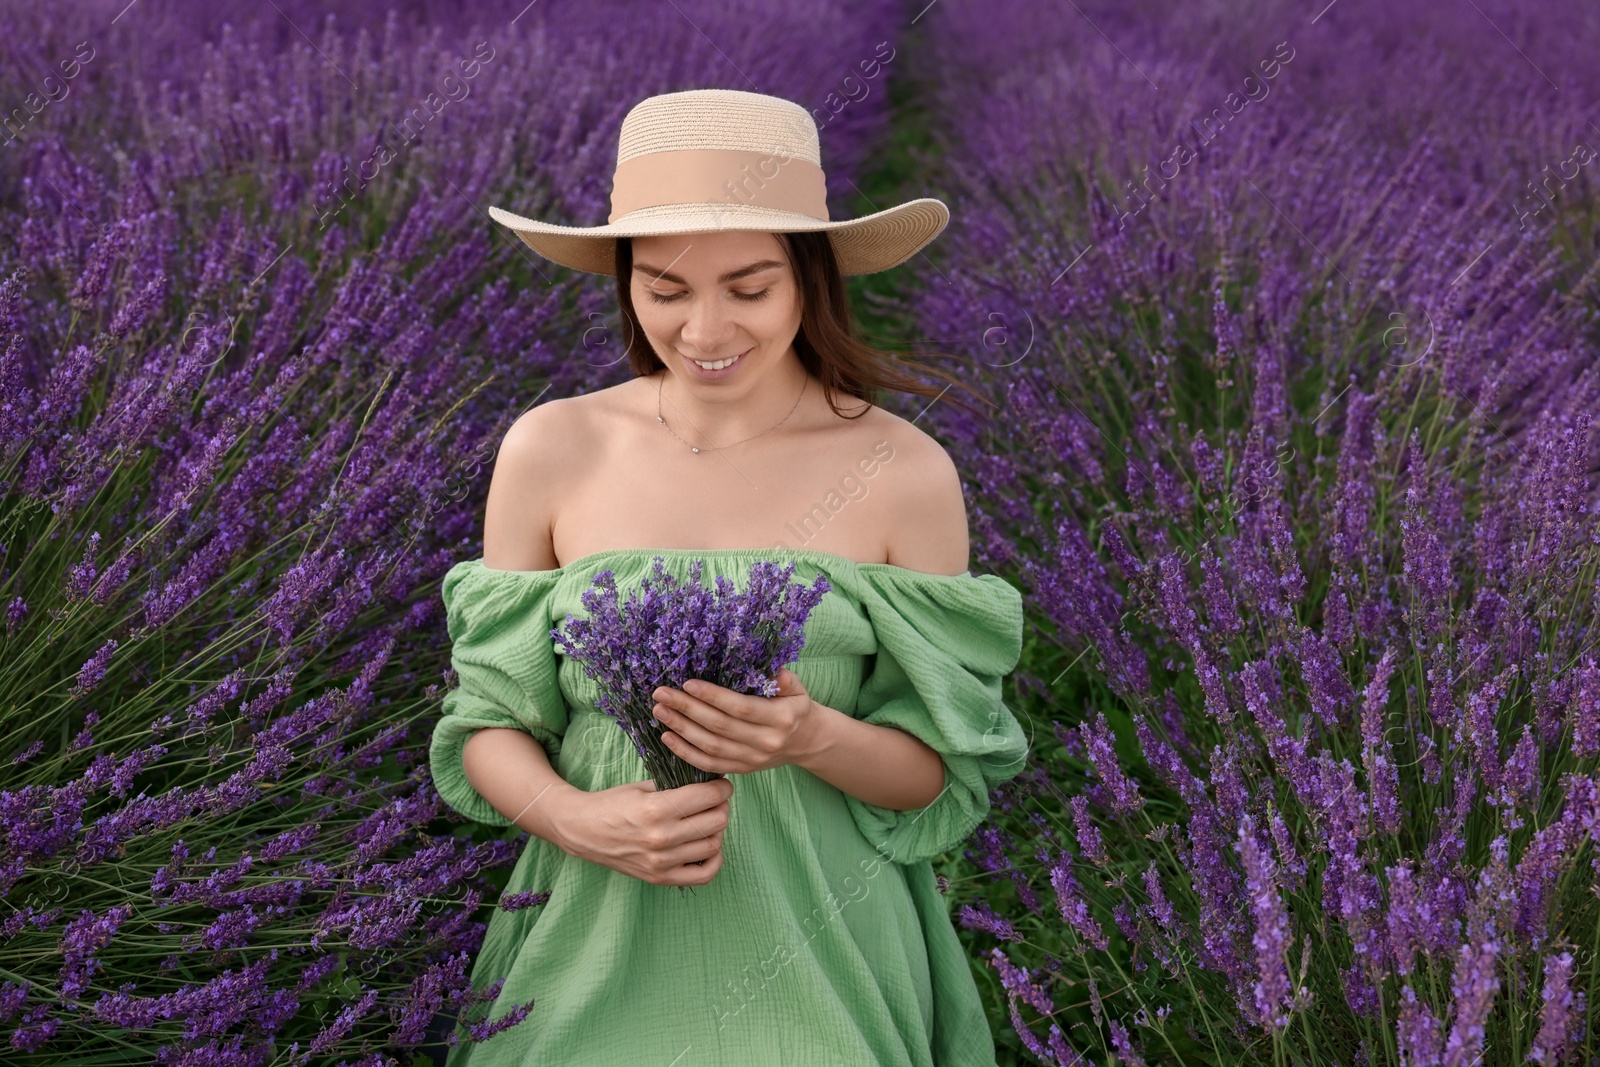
top-left (553, 776), bottom-right (734, 887)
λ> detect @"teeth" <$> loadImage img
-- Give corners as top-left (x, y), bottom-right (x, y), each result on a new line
top-left (692, 351), bottom-right (745, 371)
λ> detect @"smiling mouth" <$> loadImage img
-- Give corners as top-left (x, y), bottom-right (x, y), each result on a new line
top-left (688, 348), bottom-right (750, 371)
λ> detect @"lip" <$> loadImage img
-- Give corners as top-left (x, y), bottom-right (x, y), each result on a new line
top-left (682, 347), bottom-right (752, 380)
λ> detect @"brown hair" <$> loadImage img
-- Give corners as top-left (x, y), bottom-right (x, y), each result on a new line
top-left (613, 231), bottom-right (992, 423)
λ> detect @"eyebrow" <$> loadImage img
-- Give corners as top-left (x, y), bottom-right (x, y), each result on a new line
top-left (632, 259), bottom-right (787, 285)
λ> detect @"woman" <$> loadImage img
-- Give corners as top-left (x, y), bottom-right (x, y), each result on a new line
top-left (430, 88), bottom-right (1030, 1066)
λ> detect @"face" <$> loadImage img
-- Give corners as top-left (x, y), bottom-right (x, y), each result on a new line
top-left (629, 230), bottom-right (803, 385)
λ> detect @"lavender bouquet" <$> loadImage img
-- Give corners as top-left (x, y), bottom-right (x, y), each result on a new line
top-left (551, 557), bottom-right (832, 792)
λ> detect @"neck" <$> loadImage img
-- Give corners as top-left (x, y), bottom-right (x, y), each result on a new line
top-left (655, 352), bottom-right (811, 449)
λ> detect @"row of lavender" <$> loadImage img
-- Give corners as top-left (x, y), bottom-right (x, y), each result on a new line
top-left (885, 0), bottom-right (1600, 1063)
top-left (0, 1), bottom-right (905, 1062)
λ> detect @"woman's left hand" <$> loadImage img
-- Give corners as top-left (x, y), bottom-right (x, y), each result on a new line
top-left (650, 667), bottom-right (829, 775)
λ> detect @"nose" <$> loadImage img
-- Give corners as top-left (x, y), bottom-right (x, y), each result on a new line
top-left (679, 293), bottom-right (738, 353)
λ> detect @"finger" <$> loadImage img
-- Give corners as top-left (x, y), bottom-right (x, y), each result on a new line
top-left (656, 707), bottom-right (733, 759)
top-left (662, 826), bottom-right (726, 865)
top-left (652, 777), bottom-right (729, 825)
top-left (665, 847), bottom-right (725, 886)
top-left (661, 730), bottom-right (743, 776)
top-left (658, 777), bottom-right (733, 814)
top-left (657, 698), bottom-right (767, 757)
top-left (657, 688), bottom-right (768, 745)
top-left (683, 800), bottom-right (731, 843)
top-left (659, 796), bottom-right (729, 848)
top-left (649, 839), bottom-right (721, 884)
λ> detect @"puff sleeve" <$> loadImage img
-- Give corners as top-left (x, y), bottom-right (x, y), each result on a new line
top-left (428, 560), bottom-right (569, 827)
top-left (845, 565), bottom-right (1029, 865)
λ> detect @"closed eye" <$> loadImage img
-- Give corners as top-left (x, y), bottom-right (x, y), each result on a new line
top-left (645, 288), bottom-right (772, 305)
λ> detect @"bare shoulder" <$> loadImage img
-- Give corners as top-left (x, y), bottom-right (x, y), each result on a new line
top-left (481, 395), bottom-right (586, 571)
top-left (859, 406), bottom-right (970, 576)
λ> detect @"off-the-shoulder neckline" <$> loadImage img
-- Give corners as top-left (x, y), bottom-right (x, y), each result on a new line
top-left (467, 545), bottom-right (976, 582)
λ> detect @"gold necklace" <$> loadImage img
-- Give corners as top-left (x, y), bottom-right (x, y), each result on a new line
top-left (656, 370), bottom-right (808, 454)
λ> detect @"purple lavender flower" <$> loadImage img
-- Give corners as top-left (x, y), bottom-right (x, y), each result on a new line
top-left (1296, 627), bottom-right (1356, 731)
top-left (1460, 665), bottom-right (1518, 796)
top-left (1342, 961), bottom-right (1381, 1019)
top-left (68, 638), bottom-right (118, 698)
top-left (1400, 433), bottom-right (1456, 639)
top-left (1077, 710), bottom-right (1144, 817)
top-left (989, 946), bottom-right (1055, 1015)
top-left (307, 989), bottom-right (381, 1056)
top-left (1156, 551), bottom-right (1233, 723)
top-left (1198, 546), bottom-right (1241, 639)
top-left (1440, 935), bottom-right (1500, 1067)
top-left (1268, 809), bottom-right (1306, 891)
top-left (1360, 647), bottom-right (1402, 835)
top-left (498, 890), bottom-right (551, 912)
top-left (1046, 846), bottom-right (1108, 950)
top-left (1240, 659), bottom-right (1315, 806)
top-left (1387, 861), bottom-right (1423, 977)
top-left (1179, 804), bottom-right (1250, 989)
top-left (1571, 659), bottom-right (1599, 759)
top-left (1499, 723), bottom-right (1540, 812)
top-left (958, 900), bottom-right (1021, 942)
top-left (1397, 984), bottom-right (1444, 1067)
top-left (1141, 861), bottom-right (1183, 941)
top-left (1529, 950), bottom-right (1586, 1065)
top-left (1207, 741), bottom-right (1250, 835)
top-left (460, 1002), bottom-right (535, 1045)
top-left (989, 947), bottom-right (1095, 1065)
top-left (1027, 517), bottom-right (1153, 703)
top-left (1235, 814), bottom-right (1296, 1032)
top-left (9, 1006), bottom-right (59, 1052)
top-left (1109, 1018), bottom-right (1146, 1067)
top-left (0, 979), bottom-right (31, 1025)
top-left (1069, 793), bottom-right (1108, 865)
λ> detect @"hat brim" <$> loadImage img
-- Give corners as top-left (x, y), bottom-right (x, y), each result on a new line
top-left (485, 198), bottom-right (949, 277)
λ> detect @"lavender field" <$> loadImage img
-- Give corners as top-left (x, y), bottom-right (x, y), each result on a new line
top-left (3, 0), bottom-right (1599, 1064)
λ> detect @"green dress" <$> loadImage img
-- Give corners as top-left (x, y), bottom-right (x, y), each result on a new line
top-left (429, 547), bottom-right (1028, 1066)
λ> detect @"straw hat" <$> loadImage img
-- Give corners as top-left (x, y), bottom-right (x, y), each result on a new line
top-left (486, 88), bottom-right (950, 277)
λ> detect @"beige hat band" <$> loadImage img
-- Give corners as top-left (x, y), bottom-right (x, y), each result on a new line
top-left (608, 147), bottom-right (829, 223)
